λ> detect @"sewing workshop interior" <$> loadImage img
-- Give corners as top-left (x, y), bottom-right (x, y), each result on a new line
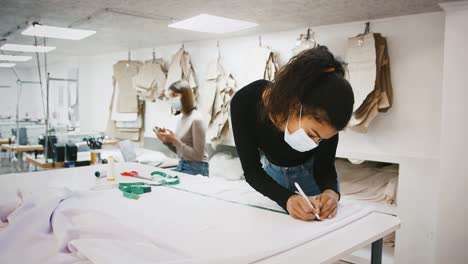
top-left (0, 0), bottom-right (466, 263)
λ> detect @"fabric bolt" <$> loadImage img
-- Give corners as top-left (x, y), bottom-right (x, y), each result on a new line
top-left (346, 33), bottom-right (393, 133)
top-left (133, 59), bottom-right (167, 102)
top-left (204, 56), bottom-right (237, 146)
top-left (165, 48), bottom-right (198, 98)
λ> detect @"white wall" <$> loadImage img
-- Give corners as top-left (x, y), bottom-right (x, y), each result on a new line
top-left (12, 11), bottom-right (450, 263)
top-left (434, 2), bottom-right (468, 263)
top-left (42, 12), bottom-right (444, 163)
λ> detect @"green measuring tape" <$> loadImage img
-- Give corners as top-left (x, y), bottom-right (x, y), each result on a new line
top-left (118, 171), bottom-right (180, 200)
top-left (150, 171), bottom-right (180, 185)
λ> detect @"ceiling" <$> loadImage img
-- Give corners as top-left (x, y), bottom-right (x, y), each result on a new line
top-left (0, 0), bottom-right (455, 68)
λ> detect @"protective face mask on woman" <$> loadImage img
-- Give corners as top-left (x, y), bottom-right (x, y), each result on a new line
top-left (284, 105), bottom-right (318, 152)
top-left (168, 97), bottom-right (182, 112)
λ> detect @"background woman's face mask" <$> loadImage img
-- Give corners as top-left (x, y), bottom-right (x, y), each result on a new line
top-left (168, 97), bottom-right (182, 112)
top-left (284, 105), bottom-right (318, 152)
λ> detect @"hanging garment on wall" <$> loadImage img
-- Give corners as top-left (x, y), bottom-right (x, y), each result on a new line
top-left (164, 48), bottom-right (198, 98)
top-left (204, 57), bottom-right (237, 146)
top-left (292, 30), bottom-right (317, 55)
top-left (107, 100), bottom-right (145, 142)
top-left (106, 60), bottom-right (145, 142)
top-left (133, 59), bottom-right (167, 102)
top-left (244, 46), bottom-right (279, 84)
top-left (346, 33), bottom-right (393, 133)
top-left (113, 61), bottom-right (142, 113)
top-left (116, 114), bottom-right (142, 129)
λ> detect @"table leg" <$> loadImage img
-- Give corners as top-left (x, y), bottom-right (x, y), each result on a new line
top-left (371, 238), bottom-right (383, 264)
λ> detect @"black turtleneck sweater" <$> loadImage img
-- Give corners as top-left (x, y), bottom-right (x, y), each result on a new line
top-left (230, 80), bottom-right (339, 210)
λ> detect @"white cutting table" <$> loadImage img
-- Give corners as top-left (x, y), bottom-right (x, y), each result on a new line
top-left (0, 163), bottom-right (399, 264)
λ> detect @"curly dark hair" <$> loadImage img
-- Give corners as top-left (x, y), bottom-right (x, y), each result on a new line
top-left (263, 46), bottom-right (354, 131)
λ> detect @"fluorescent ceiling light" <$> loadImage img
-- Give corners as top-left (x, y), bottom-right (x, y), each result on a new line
top-left (168, 14), bottom-right (258, 34)
top-left (0, 55), bottom-right (31, 62)
top-left (1, 44), bottom-right (56, 53)
top-left (22, 25), bottom-right (96, 40)
top-left (0, 63), bottom-right (16, 68)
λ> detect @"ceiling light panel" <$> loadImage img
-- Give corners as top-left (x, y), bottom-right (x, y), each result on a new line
top-left (22, 25), bottom-right (96, 40)
top-left (168, 14), bottom-right (258, 34)
top-left (0, 63), bottom-right (16, 68)
top-left (0, 55), bottom-right (32, 62)
top-left (1, 44), bottom-right (56, 53)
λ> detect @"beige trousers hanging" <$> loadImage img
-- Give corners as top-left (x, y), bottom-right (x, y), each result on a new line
top-left (347, 33), bottom-right (393, 133)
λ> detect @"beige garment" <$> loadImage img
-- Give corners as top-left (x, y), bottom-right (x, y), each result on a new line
top-left (346, 34), bottom-right (377, 114)
top-left (347, 33), bottom-right (393, 132)
top-left (133, 59), bottom-right (167, 102)
top-left (107, 67), bottom-right (145, 142)
top-left (204, 57), bottom-right (236, 146)
top-left (164, 48), bottom-right (198, 98)
top-left (113, 61), bottom-right (142, 113)
top-left (116, 113), bottom-right (142, 129)
top-left (244, 46), bottom-right (279, 83)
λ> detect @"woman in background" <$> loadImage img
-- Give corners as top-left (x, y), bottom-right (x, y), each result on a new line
top-left (154, 80), bottom-right (209, 176)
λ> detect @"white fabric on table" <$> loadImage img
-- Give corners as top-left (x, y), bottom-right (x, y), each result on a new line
top-left (0, 163), bottom-right (372, 264)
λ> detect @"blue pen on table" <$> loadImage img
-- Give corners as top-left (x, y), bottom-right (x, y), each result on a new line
top-left (294, 182), bottom-right (321, 220)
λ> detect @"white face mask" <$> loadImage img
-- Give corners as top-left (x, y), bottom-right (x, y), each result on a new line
top-left (168, 97), bottom-right (182, 112)
top-left (284, 105), bottom-right (318, 152)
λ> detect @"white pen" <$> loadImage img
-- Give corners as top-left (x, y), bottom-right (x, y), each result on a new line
top-left (294, 182), bottom-right (321, 220)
